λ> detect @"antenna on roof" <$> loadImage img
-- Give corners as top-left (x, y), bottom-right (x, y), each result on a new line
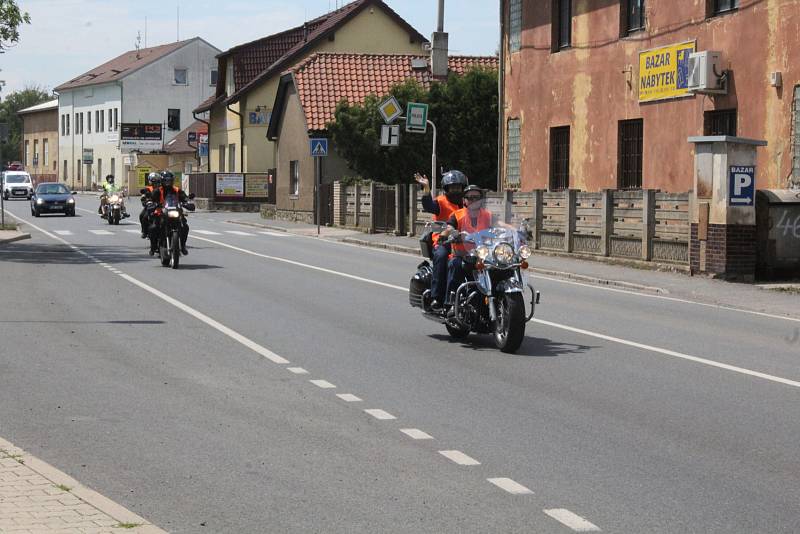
top-left (135, 31), bottom-right (142, 59)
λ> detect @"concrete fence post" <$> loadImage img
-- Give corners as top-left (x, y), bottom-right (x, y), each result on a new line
top-left (601, 189), bottom-right (613, 257)
top-left (533, 189), bottom-right (543, 249)
top-left (504, 190), bottom-right (513, 224)
top-left (333, 181), bottom-right (341, 226)
top-left (354, 184), bottom-right (361, 228)
top-left (565, 189), bottom-right (576, 253)
top-left (408, 184), bottom-right (418, 236)
top-left (642, 189), bottom-right (656, 261)
top-left (369, 181), bottom-right (377, 234)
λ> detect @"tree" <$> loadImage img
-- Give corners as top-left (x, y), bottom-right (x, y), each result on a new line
top-left (328, 67), bottom-right (498, 189)
top-left (0, 86), bottom-right (52, 165)
top-left (0, 0), bottom-right (30, 52)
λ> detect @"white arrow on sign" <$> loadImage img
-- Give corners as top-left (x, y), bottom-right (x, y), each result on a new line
top-left (380, 125), bottom-right (400, 147)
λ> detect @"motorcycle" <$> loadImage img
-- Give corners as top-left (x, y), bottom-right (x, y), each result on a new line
top-left (409, 221), bottom-right (540, 353)
top-left (153, 192), bottom-right (195, 269)
top-left (100, 188), bottom-right (128, 225)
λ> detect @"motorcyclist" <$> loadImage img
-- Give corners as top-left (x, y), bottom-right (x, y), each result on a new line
top-left (414, 170), bottom-right (468, 311)
top-left (440, 185), bottom-right (511, 307)
top-left (98, 174), bottom-right (128, 217)
top-left (140, 172), bottom-right (160, 239)
top-left (150, 170), bottom-right (191, 256)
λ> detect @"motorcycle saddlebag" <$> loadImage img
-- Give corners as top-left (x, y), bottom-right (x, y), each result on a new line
top-left (419, 230), bottom-right (435, 260)
top-left (409, 261), bottom-right (432, 308)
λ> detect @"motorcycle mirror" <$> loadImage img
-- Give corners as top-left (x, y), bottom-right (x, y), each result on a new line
top-left (188, 193), bottom-right (196, 200)
top-left (140, 189), bottom-right (148, 195)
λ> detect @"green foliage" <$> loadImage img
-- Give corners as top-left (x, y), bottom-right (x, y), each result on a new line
top-left (0, 0), bottom-right (30, 51)
top-left (0, 86), bottom-right (52, 165)
top-left (328, 67), bottom-right (498, 189)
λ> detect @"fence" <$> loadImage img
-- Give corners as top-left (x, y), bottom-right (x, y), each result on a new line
top-left (186, 171), bottom-right (276, 204)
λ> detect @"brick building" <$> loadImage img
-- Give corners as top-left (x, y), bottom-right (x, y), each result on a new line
top-left (499, 0), bottom-right (800, 192)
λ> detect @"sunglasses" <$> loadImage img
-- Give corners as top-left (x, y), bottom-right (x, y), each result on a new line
top-left (464, 195), bottom-right (482, 201)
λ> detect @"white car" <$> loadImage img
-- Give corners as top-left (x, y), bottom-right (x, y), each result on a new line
top-left (2, 171), bottom-right (34, 200)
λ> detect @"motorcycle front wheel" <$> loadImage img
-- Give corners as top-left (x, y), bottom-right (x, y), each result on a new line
top-left (170, 229), bottom-right (180, 269)
top-left (494, 293), bottom-right (526, 353)
top-left (159, 233), bottom-right (170, 267)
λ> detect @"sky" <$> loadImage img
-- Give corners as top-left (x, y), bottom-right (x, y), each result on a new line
top-left (0, 0), bottom-right (500, 97)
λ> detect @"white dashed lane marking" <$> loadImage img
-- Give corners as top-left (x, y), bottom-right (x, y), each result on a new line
top-left (259, 231), bottom-right (290, 237)
top-left (438, 450), bottom-right (480, 466)
top-left (194, 230), bottom-right (222, 235)
top-left (364, 409), bottom-right (396, 420)
top-left (544, 509), bottom-right (601, 532)
top-left (487, 478), bottom-right (533, 495)
top-left (54, 230), bottom-right (73, 236)
top-left (336, 394), bottom-right (362, 402)
top-left (225, 230), bottom-right (255, 236)
top-left (123, 229), bottom-right (140, 234)
top-left (400, 428), bottom-right (434, 440)
top-left (287, 367), bottom-right (309, 374)
top-left (309, 379), bottom-right (336, 389)
top-left (89, 230), bottom-right (113, 235)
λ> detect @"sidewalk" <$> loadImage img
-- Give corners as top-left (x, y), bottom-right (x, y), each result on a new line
top-left (223, 214), bottom-right (800, 320)
top-left (0, 438), bottom-right (164, 534)
top-left (0, 230), bottom-right (30, 246)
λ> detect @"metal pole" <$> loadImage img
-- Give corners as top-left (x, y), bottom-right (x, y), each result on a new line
top-left (315, 156), bottom-right (321, 236)
top-left (437, 0), bottom-right (445, 32)
top-left (1, 178), bottom-right (5, 228)
top-left (428, 119), bottom-right (437, 198)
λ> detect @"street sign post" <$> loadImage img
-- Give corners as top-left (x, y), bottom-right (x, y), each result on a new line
top-left (378, 96), bottom-right (402, 124)
top-left (310, 138), bottom-right (328, 157)
top-left (310, 138), bottom-right (328, 236)
top-left (406, 102), bottom-right (428, 133)
top-left (380, 125), bottom-right (400, 147)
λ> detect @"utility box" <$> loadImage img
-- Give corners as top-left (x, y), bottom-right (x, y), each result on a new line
top-left (756, 189), bottom-right (800, 278)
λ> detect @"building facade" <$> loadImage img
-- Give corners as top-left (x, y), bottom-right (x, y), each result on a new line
top-left (17, 99), bottom-right (59, 184)
top-left (500, 0), bottom-right (800, 192)
top-left (55, 38), bottom-right (220, 189)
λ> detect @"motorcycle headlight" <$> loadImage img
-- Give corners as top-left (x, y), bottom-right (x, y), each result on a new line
top-left (35, 198), bottom-right (43, 205)
top-left (109, 195), bottom-right (119, 203)
top-left (475, 246), bottom-right (490, 261)
top-left (518, 245), bottom-right (532, 259)
top-left (67, 198), bottom-right (75, 204)
top-left (167, 209), bottom-right (181, 219)
top-left (493, 243), bottom-right (515, 264)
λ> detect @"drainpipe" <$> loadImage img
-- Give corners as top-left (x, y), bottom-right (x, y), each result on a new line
top-left (226, 102), bottom-right (244, 173)
top-left (497, 0), bottom-right (505, 193)
top-left (193, 111), bottom-right (210, 171)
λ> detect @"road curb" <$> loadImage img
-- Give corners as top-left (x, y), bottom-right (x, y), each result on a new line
top-left (0, 231), bottom-right (31, 245)
top-left (226, 220), bottom-right (290, 233)
top-left (0, 436), bottom-right (166, 533)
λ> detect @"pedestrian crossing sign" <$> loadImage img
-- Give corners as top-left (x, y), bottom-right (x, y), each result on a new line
top-left (310, 138), bottom-right (328, 157)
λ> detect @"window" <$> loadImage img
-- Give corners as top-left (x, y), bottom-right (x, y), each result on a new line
top-left (710, 0), bottom-right (738, 16)
top-left (43, 139), bottom-right (48, 166)
top-left (225, 61), bottom-right (235, 97)
top-left (211, 69), bottom-right (219, 86)
top-left (76, 159), bottom-right (81, 180)
top-left (87, 111), bottom-right (91, 134)
top-left (33, 140), bottom-right (38, 166)
top-left (24, 140), bottom-right (29, 166)
top-left (552, 0), bottom-right (571, 51)
top-left (168, 108), bottom-right (180, 131)
top-left (506, 119), bottom-right (521, 186)
top-left (218, 145), bottom-right (226, 172)
top-left (618, 119), bottom-right (644, 189)
top-left (61, 114), bottom-right (65, 136)
top-left (63, 160), bottom-right (68, 181)
top-left (108, 109), bottom-right (112, 131)
top-left (174, 68), bottom-right (188, 85)
top-left (114, 108), bottom-right (118, 131)
top-left (509, 0), bottom-right (522, 53)
top-left (66, 114), bottom-right (70, 135)
top-left (78, 113), bottom-right (83, 134)
top-left (110, 158), bottom-right (115, 178)
top-left (704, 108), bottom-right (737, 136)
top-left (97, 158), bottom-right (102, 179)
top-left (549, 126), bottom-right (570, 191)
top-left (228, 143), bottom-right (236, 172)
top-left (290, 160), bottom-right (300, 196)
top-left (99, 109), bottom-right (104, 132)
top-left (622, 0), bottom-right (645, 35)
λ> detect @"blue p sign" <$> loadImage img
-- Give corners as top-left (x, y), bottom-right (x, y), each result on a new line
top-left (729, 166), bottom-right (755, 206)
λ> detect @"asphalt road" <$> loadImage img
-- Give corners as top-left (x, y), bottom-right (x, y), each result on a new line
top-left (1, 196), bottom-right (799, 533)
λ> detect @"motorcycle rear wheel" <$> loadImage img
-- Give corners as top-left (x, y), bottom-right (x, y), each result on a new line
top-left (494, 293), bottom-right (526, 353)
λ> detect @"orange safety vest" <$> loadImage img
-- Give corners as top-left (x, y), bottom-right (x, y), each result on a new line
top-left (157, 186), bottom-right (181, 205)
top-left (452, 207), bottom-right (492, 255)
top-left (432, 194), bottom-right (461, 245)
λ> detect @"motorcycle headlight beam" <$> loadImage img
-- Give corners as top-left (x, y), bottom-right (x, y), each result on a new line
top-left (493, 243), bottom-right (515, 264)
top-left (475, 246), bottom-right (490, 261)
top-left (167, 210), bottom-right (181, 219)
top-left (518, 245), bottom-right (532, 259)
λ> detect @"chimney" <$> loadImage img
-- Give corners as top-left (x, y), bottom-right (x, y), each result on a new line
top-left (430, 0), bottom-right (448, 78)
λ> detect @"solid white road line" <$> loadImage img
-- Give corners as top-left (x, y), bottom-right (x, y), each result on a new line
top-left (287, 367), bottom-right (309, 374)
top-left (225, 230), bottom-right (255, 236)
top-left (89, 230), bottom-right (113, 235)
top-left (309, 379), bottom-right (336, 389)
top-left (259, 231), bottom-right (290, 237)
top-left (190, 235), bottom-right (407, 291)
top-left (193, 230), bottom-right (222, 235)
top-left (123, 229), bottom-right (140, 234)
top-left (400, 428), bottom-right (434, 440)
top-left (487, 478), bottom-right (533, 495)
top-left (438, 450), bottom-right (480, 466)
top-left (364, 409), bottom-right (396, 420)
top-left (543, 509), bottom-right (601, 532)
top-left (53, 230), bottom-right (73, 236)
top-left (336, 394), bottom-right (362, 402)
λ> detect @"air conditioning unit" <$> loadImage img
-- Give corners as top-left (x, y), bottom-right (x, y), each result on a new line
top-left (688, 51), bottom-right (727, 94)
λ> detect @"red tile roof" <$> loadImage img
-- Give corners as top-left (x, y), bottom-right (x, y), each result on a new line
top-left (165, 120), bottom-right (207, 154)
top-left (220, 0), bottom-right (427, 103)
top-left (287, 53), bottom-right (498, 131)
top-left (55, 38), bottom-right (206, 92)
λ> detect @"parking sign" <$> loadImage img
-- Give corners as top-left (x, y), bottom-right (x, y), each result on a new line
top-left (729, 166), bottom-right (755, 206)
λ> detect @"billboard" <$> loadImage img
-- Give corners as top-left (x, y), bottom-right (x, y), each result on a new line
top-left (638, 41), bottom-right (695, 103)
top-left (216, 173), bottom-right (244, 197)
top-left (120, 123), bottom-right (164, 152)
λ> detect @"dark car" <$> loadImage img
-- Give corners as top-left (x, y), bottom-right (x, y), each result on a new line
top-left (30, 183), bottom-right (77, 217)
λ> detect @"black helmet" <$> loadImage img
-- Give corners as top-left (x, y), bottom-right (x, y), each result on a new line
top-left (147, 172), bottom-right (160, 186)
top-left (440, 170), bottom-right (468, 191)
top-left (160, 170), bottom-right (175, 188)
top-left (463, 185), bottom-right (485, 200)
top-left (105, 174), bottom-right (115, 184)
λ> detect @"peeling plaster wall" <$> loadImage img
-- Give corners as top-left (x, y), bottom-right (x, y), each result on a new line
top-left (504, 0), bottom-right (800, 192)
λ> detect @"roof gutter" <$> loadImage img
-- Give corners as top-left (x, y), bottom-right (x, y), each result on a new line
top-left (226, 102), bottom-right (245, 173)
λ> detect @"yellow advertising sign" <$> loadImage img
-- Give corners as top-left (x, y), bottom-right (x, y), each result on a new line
top-left (245, 174), bottom-right (270, 198)
top-left (638, 41), bottom-right (695, 103)
top-left (136, 167), bottom-right (152, 189)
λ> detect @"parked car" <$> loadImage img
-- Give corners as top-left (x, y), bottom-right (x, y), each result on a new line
top-left (2, 171), bottom-right (34, 200)
top-left (30, 183), bottom-right (77, 217)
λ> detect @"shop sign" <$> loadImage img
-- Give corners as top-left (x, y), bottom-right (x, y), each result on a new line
top-left (638, 41), bottom-right (695, 103)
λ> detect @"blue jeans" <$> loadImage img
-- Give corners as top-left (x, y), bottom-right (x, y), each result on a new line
top-left (431, 243), bottom-right (450, 302)
top-left (445, 256), bottom-right (468, 304)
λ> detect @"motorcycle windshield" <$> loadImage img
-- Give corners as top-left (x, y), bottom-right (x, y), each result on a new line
top-left (163, 194), bottom-right (180, 210)
top-left (464, 227), bottom-right (521, 248)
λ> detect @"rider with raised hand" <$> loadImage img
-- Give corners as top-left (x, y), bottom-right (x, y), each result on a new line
top-left (154, 170), bottom-right (191, 256)
top-left (415, 170), bottom-right (468, 311)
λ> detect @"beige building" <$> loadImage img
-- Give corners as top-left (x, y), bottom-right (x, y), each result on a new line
top-left (18, 99), bottom-right (59, 184)
top-left (195, 0), bottom-right (427, 176)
